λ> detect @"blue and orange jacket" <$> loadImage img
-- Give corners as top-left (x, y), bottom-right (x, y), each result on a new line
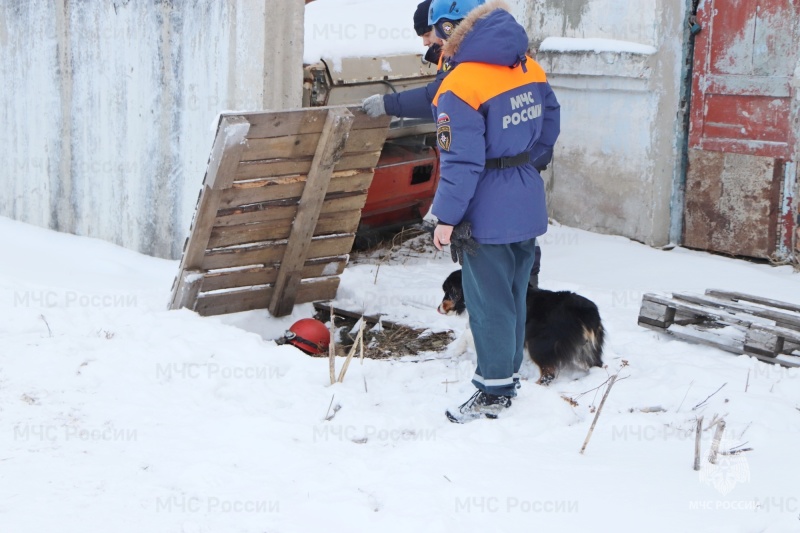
top-left (430, 1), bottom-right (561, 244)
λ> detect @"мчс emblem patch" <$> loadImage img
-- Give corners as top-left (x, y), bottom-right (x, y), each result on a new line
top-left (437, 125), bottom-right (452, 151)
top-left (442, 21), bottom-right (454, 36)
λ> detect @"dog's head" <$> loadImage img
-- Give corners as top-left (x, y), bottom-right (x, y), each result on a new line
top-left (438, 269), bottom-right (466, 315)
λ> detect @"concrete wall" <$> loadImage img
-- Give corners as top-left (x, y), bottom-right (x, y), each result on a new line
top-left (515, 0), bottom-right (689, 247)
top-left (0, 0), bottom-right (305, 259)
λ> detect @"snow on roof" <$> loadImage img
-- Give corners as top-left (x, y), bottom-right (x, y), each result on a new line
top-left (304, 0), bottom-right (425, 64)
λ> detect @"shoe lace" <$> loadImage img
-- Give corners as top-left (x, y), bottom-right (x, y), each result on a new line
top-left (458, 390), bottom-right (484, 412)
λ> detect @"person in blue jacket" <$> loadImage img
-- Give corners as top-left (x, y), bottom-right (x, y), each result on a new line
top-left (362, 1), bottom-right (550, 290)
top-left (428, 0), bottom-right (561, 422)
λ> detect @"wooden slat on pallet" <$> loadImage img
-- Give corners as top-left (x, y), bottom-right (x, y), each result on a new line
top-left (213, 194), bottom-right (368, 227)
top-left (171, 270), bottom-right (204, 312)
top-left (219, 170), bottom-right (373, 210)
top-left (241, 127), bottom-right (386, 161)
top-left (207, 210), bottom-right (363, 249)
top-left (244, 107), bottom-right (389, 139)
top-left (269, 108), bottom-right (354, 317)
top-left (673, 292), bottom-right (800, 329)
top-left (200, 257), bottom-right (347, 292)
top-left (201, 234), bottom-right (356, 270)
top-left (638, 293), bottom-right (753, 329)
top-left (169, 116), bottom-right (251, 310)
top-left (235, 151), bottom-right (382, 181)
top-left (706, 289), bottom-right (800, 314)
top-left (195, 278), bottom-right (340, 317)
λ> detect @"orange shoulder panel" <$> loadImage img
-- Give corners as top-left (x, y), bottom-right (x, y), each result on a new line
top-left (433, 56), bottom-right (547, 109)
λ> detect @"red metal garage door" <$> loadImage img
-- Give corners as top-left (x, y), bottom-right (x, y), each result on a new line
top-left (684, 0), bottom-right (799, 259)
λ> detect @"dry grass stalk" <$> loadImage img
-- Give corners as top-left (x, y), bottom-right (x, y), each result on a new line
top-left (580, 373), bottom-right (619, 454)
top-left (329, 304), bottom-right (336, 385)
top-left (708, 419), bottom-right (727, 464)
top-left (693, 416), bottom-right (704, 471)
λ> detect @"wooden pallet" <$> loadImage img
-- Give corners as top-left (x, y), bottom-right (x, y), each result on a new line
top-left (638, 290), bottom-right (800, 368)
top-left (169, 106), bottom-right (390, 317)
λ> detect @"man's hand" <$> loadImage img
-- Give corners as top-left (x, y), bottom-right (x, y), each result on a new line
top-left (434, 222), bottom-right (479, 264)
top-left (361, 94), bottom-right (386, 117)
top-left (433, 223), bottom-right (453, 251)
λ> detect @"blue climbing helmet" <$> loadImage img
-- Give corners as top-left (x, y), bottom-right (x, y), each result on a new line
top-left (428, 0), bottom-right (485, 39)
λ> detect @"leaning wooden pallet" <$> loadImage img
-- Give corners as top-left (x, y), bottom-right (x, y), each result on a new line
top-left (638, 289), bottom-right (800, 368)
top-left (169, 106), bottom-right (390, 317)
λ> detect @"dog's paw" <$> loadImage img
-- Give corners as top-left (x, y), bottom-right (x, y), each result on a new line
top-left (536, 373), bottom-right (555, 386)
top-left (446, 328), bottom-right (474, 358)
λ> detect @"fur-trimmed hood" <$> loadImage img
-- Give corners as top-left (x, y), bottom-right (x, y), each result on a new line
top-left (441, 0), bottom-right (529, 68)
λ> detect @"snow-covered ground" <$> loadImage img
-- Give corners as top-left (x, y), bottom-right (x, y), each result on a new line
top-left (5, 0), bottom-right (797, 531)
top-left (2, 215), bottom-right (800, 532)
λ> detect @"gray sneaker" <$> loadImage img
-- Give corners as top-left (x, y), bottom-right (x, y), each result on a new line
top-left (446, 390), bottom-right (512, 424)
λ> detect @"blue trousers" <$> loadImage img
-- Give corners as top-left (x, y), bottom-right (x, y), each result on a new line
top-left (462, 238), bottom-right (538, 397)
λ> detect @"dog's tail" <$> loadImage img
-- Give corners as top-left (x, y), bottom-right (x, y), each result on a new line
top-left (579, 323), bottom-right (605, 369)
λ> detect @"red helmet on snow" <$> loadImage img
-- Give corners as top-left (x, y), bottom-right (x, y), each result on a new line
top-left (281, 318), bottom-right (330, 355)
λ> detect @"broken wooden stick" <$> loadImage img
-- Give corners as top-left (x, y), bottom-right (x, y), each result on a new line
top-left (693, 416), bottom-right (704, 471)
top-left (692, 382), bottom-right (727, 411)
top-left (329, 304), bottom-right (336, 385)
top-left (337, 318), bottom-right (365, 383)
top-left (708, 419), bottom-right (726, 464)
top-left (580, 373), bottom-right (619, 454)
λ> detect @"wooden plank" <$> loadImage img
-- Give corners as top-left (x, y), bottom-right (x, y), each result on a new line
top-left (202, 234), bottom-right (356, 270)
top-left (205, 116), bottom-right (252, 190)
top-left (640, 293), bottom-right (754, 328)
top-left (170, 270), bottom-right (204, 311)
top-left (195, 278), bottom-right (340, 317)
top-left (168, 116), bottom-right (250, 310)
top-left (219, 170), bottom-right (373, 210)
top-left (638, 297), bottom-right (676, 328)
top-left (674, 292), bottom-right (800, 329)
top-left (772, 355), bottom-right (800, 368)
top-left (748, 323), bottom-right (800, 346)
top-left (241, 127), bottom-right (386, 161)
top-left (270, 108), bottom-right (355, 317)
top-left (235, 151), bottom-right (382, 181)
top-left (200, 257), bottom-right (347, 292)
top-left (706, 289), bottom-right (800, 314)
top-left (207, 210), bottom-right (363, 248)
top-left (638, 321), bottom-right (744, 354)
top-left (242, 106), bottom-right (389, 139)
top-left (213, 194), bottom-right (368, 227)
top-left (744, 327), bottom-right (784, 358)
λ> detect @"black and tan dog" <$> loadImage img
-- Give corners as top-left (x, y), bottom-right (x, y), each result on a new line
top-left (439, 269), bottom-right (605, 384)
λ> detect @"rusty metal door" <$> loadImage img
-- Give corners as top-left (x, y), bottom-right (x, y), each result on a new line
top-left (684, 0), bottom-right (799, 259)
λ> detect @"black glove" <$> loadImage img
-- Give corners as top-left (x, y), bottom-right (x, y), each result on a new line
top-left (449, 221), bottom-right (479, 265)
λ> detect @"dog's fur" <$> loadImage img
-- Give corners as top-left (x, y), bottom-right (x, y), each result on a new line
top-left (439, 269), bottom-right (605, 385)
